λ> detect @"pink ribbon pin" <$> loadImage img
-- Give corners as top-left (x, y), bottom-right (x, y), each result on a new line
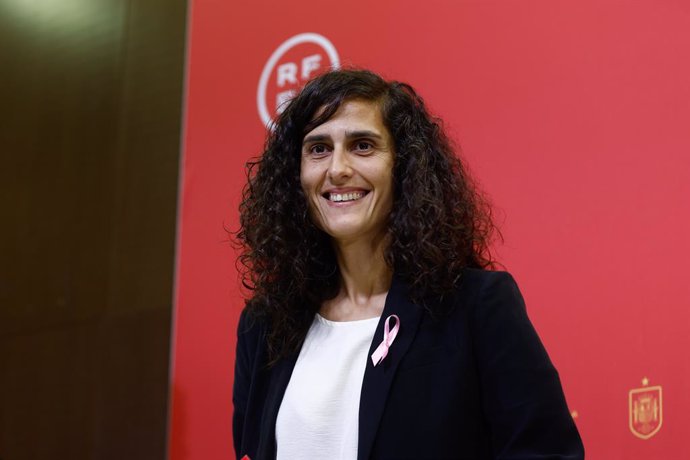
top-left (371, 314), bottom-right (400, 366)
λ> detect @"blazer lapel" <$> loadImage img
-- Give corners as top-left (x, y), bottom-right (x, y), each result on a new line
top-left (256, 352), bottom-right (298, 460)
top-left (358, 276), bottom-right (425, 460)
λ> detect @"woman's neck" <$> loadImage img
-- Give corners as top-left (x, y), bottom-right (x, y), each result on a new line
top-left (319, 236), bottom-right (392, 322)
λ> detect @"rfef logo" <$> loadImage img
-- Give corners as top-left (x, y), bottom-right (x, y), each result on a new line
top-left (257, 33), bottom-right (340, 128)
top-left (629, 377), bottom-right (663, 440)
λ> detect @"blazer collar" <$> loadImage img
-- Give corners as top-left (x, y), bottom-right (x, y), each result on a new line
top-left (257, 352), bottom-right (298, 460)
top-left (257, 275), bottom-right (425, 460)
top-left (357, 275), bottom-right (425, 460)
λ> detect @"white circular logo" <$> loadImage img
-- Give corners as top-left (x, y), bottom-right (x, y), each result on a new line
top-left (257, 33), bottom-right (340, 128)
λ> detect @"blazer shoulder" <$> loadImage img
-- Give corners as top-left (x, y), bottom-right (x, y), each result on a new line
top-left (234, 308), bottom-right (270, 377)
top-left (460, 268), bottom-right (518, 288)
top-left (454, 268), bottom-right (521, 307)
top-left (237, 308), bottom-right (268, 340)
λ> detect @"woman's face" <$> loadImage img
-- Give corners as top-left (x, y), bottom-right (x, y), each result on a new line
top-left (300, 99), bottom-right (395, 245)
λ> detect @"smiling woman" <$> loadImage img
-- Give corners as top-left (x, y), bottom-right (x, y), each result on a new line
top-left (233, 69), bottom-right (584, 459)
top-left (300, 99), bottom-right (394, 247)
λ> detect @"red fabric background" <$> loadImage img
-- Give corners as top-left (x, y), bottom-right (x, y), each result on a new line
top-left (169, 1), bottom-right (690, 458)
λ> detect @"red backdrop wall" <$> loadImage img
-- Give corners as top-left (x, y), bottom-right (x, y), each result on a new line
top-left (169, 1), bottom-right (690, 458)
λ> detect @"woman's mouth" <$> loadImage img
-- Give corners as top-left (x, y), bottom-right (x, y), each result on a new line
top-left (324, 191), bottom-right (368, 202)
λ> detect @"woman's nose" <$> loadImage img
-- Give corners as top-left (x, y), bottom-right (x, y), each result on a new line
top-left (327, 147), bottom-right (352, 181)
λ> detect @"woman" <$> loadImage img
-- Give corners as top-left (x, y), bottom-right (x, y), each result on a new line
top-left (233, 69), bottom-right (584, 459)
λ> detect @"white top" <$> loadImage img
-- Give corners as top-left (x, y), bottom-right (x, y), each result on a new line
top-left (276, 313), bottom-right (380, 460)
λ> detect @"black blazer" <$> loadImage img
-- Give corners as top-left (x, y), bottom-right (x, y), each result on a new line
top-left (233, 269), bottom-right (584, 459)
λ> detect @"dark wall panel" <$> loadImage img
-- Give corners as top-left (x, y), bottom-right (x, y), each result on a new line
top-left (0, 1), bottom-right (187, 458)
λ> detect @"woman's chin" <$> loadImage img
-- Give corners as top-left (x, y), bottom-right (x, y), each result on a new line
top-left (322, 225), bottom-right (387, 247)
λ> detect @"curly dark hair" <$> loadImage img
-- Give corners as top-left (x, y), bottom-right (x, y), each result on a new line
top-left (237, 69), bottom-right (498, 364)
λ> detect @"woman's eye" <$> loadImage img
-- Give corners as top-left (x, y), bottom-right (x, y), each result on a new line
top-left (354, 141), bottom-right (373, 152)
top-left (309, 144), bottom-right (329, 155)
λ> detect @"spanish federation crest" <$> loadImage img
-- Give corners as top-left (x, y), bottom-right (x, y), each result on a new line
top-left (629, 377), bottom-right (662, 439)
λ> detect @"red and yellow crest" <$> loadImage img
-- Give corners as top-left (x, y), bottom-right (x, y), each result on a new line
top-left (629, 377), bottom-right (662, 439)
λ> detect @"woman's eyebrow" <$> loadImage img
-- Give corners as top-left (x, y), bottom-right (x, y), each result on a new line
top-left (302, 134), bottom-right (330, 145)
top-left (302, 130), bottom-right (382, 146)
top-left (345, 130), bottom-right (382, 140)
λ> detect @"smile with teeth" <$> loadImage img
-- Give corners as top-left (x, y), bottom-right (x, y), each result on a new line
top-left (325, 191), bottom-right (367, 202)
